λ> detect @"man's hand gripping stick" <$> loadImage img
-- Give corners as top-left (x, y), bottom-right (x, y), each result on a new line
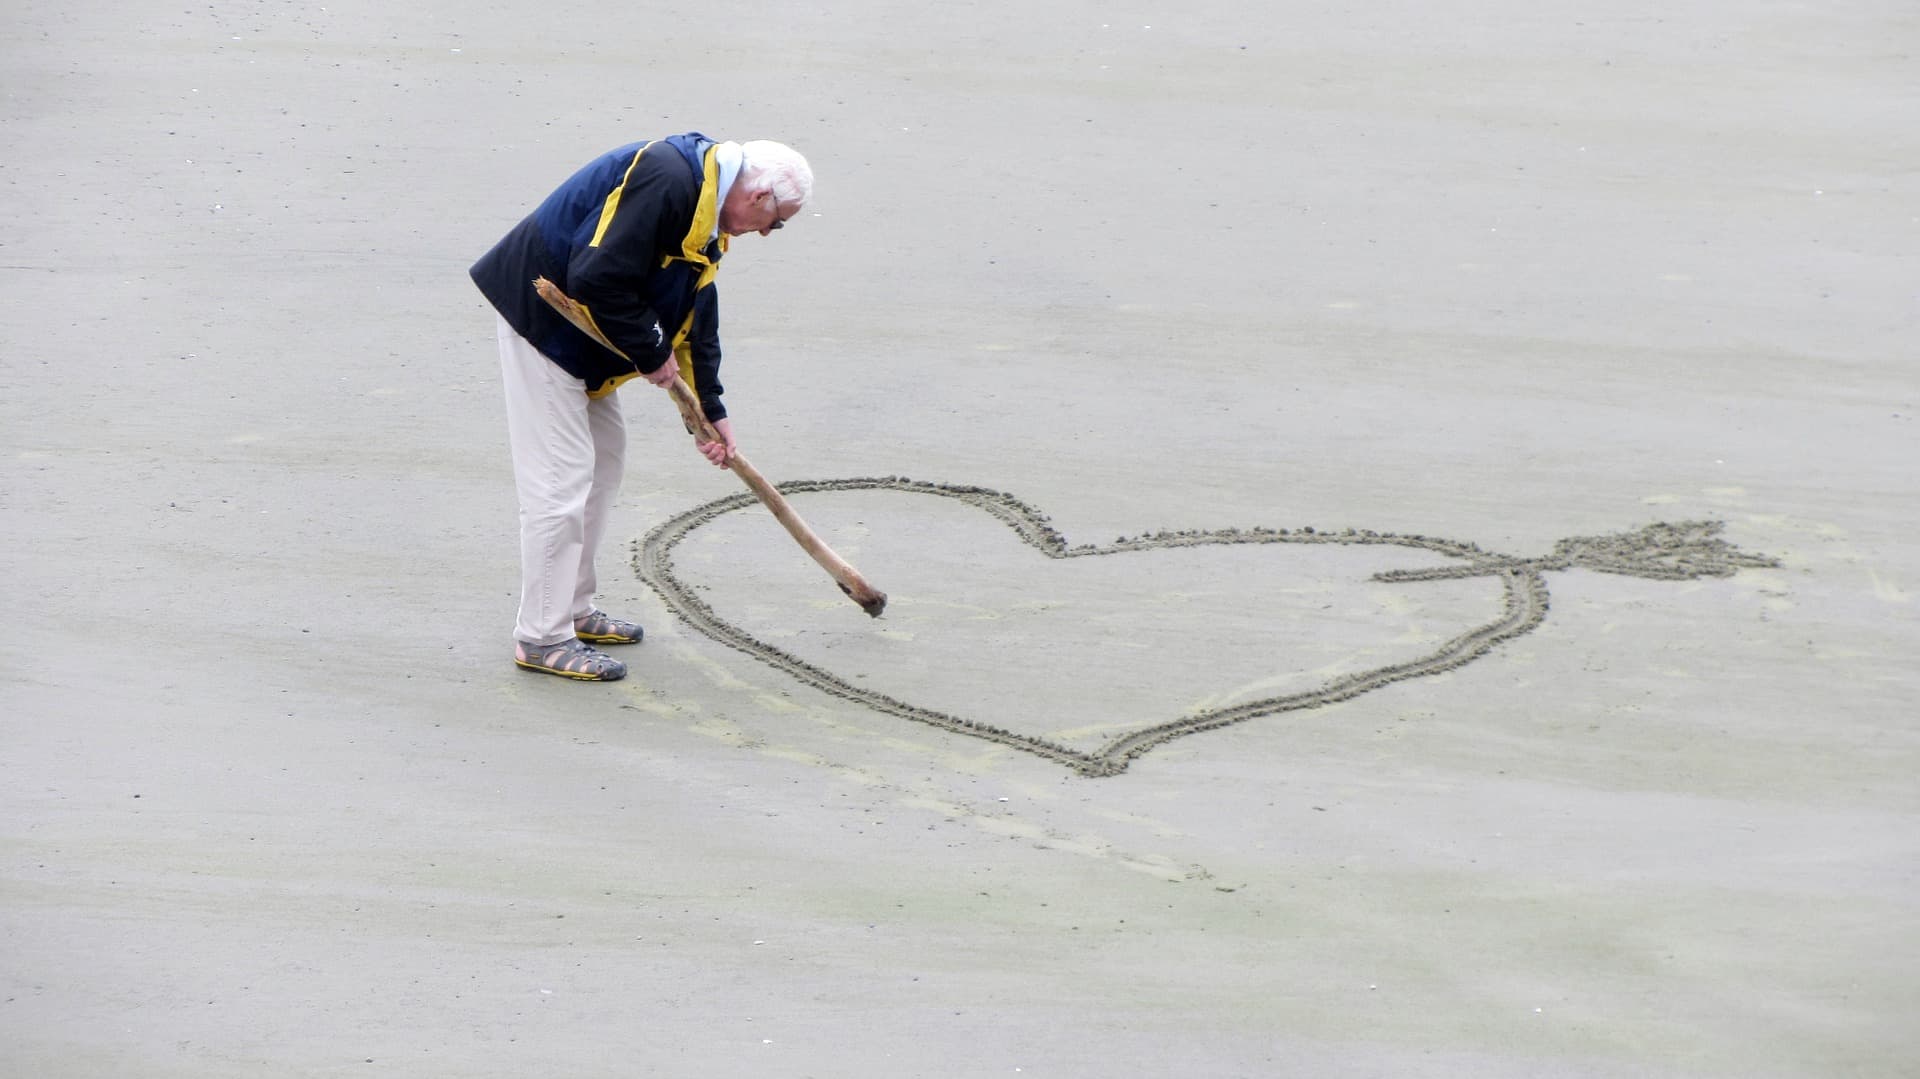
top-left (533, 277), bottom-right (887, 617)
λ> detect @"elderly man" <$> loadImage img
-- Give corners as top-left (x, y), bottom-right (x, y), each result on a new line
top-left (470, 134), bottom-right (811, 681)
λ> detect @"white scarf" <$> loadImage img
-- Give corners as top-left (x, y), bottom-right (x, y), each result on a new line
top-left (711, 141), bottom-right (744, 243)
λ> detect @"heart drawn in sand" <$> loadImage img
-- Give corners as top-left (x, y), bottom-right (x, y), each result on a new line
top-left (634, 478), bottom-right (1778, 777)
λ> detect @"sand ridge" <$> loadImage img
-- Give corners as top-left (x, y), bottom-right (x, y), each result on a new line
top-left (635, 478), bottom-right (1780, 776)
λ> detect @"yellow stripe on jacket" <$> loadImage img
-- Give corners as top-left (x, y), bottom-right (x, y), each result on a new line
top-left (588, 143), bottom-right (653, 249)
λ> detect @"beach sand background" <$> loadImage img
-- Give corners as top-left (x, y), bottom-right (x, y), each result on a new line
top-left (3, 1), bottom-right (1916, 1075)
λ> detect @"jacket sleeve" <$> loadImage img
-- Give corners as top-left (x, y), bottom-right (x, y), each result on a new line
top-left (684, 285), bottom-right (726, 422)
top-left (565, 153), bottom-right (688, 374)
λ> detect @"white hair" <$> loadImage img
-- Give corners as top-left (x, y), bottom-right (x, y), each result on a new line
top-left (740, 140), bottom-right (813, 209)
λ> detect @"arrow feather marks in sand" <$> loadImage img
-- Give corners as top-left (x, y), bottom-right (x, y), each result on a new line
top-left (1375, 520), bottom-right (1782, 583)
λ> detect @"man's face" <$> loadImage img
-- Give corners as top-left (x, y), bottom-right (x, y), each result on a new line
top-left (719, 183), bottom-right (794, 238)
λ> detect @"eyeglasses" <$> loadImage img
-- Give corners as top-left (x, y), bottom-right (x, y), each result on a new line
top-left (767, 191), bottom-right (785, 231)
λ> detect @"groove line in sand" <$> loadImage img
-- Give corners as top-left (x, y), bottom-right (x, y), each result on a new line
top-left (634, 478), bottom-right (1779, 777)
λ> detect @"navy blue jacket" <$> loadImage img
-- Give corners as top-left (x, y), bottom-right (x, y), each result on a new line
top-left (471, 134), bottom-right (728, 416)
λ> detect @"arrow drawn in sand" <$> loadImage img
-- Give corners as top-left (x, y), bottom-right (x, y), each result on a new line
top-left (634, 479), bottom-right (1779, 777)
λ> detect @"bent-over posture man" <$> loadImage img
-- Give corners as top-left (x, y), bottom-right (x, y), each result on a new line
top-left (470, 133), bottom-right (811, 681)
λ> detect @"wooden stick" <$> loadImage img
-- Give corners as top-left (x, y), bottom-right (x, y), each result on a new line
top-left (532, 277), bottom-right (887, 617)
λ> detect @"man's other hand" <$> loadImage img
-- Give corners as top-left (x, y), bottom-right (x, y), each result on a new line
top-left (644, 360), bottom-right (679, 388)
top-left (697, 416), bottom-right (736, 468)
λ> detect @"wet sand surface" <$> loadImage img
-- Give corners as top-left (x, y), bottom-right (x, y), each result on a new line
top-left (4, 2), bottom-right (1916, 1076)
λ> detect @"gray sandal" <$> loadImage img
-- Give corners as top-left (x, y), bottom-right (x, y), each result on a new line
top-left (574, 609), bottom-right (643, 645)
top-left (515, 638), bottom-right (627, 681)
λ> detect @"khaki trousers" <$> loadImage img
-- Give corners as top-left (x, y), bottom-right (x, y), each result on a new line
top-left (496, 316), bottom-right (627, 647)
